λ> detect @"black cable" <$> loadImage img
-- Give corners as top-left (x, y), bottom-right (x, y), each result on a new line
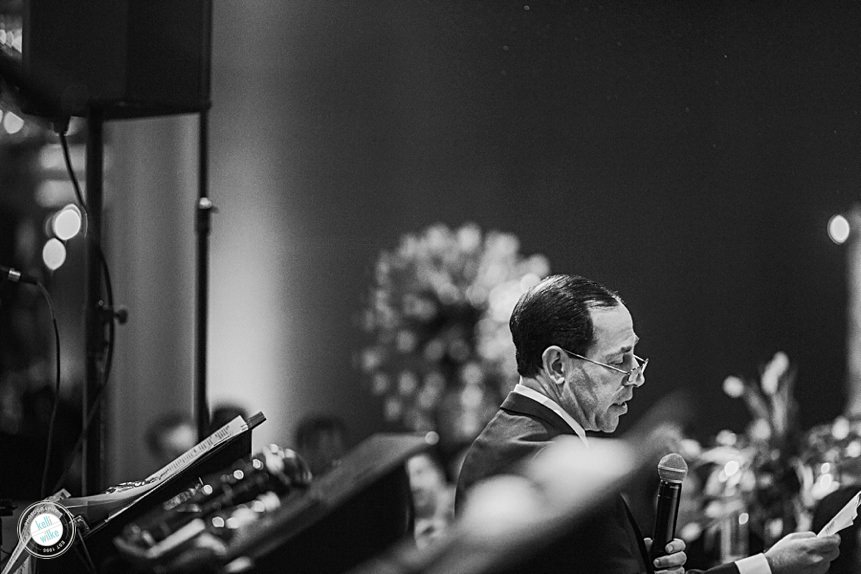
top-left (58, 131), bottom-right (116, 386)
top-left (38, 281), bottom-right (61, 499)
top-left (50, 347), bottom-right (109, 493)
top-left (59, 125), bottom-right (116, 383)
top-left (59, 131), bottom-right (89, 227)
top-left (99, 248), bottom-right (115, 384)
top-left (50, 125), bottom-right (120, 495)
top-left (75, 530), bottom-right (98, 574)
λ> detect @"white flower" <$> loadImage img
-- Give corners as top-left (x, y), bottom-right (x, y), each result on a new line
top-left (372, 373), bottom-right (390, 395)
top-left (423, 339), bottom-right (446, 362)
top-left (384, 396), bottom-right (403, 421)
top-left (397, 371), bottom-right (419, 396)
top-left (761, 351), bottom-right (789, 395)
top-left (832, 416), bottom-right (851, 440)
top-left (425, 224), bottom-right (451, 254)
top-left (526, 254), bottom-right (550, 276)
top-left (680, 522), bottom-right (703, 542)
top-left (715, 430), bottom-right (738, 446)
top-left (360, 347), bottom-right (383, 372)
top-left (465, 285), bottom-right (488, 306)
top-left (722, 375), bottom-right (746, 398)
top-left (488, 280), bottom-right (524, 322)
top-left (448, 338), bottom-right (471, 362)
top-left (748, 418), bottom-right (772, 442)
top-left (398, 235), bottom-right (420, 260)
top-left (519, 272), bottom-right (543, 292)
top-left (423, 371), bottom-right (446, 392)
top-left (485, 232), bottom-right (519, 257)
top-left (679, 438), bottom-right (703, 460)
top-left (396, 330), bottom-right (417, 353)
top-left (460, 362), bottom-right (485, 385)
top-left (456, 223), bottom-right (482, 252)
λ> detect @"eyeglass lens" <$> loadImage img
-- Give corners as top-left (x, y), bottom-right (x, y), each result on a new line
top-left (629, 357), bottom-right (647, 383)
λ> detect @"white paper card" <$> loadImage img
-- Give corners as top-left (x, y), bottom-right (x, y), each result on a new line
top-left (818, 490), bottom-right (861, 537)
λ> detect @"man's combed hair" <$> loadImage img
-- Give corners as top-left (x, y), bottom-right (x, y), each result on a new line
top-left (509, 274), bottom-right (622, 377)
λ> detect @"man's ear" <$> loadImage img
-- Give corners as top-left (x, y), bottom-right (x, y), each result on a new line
top-left (541, 347), bottom-right (567, 385)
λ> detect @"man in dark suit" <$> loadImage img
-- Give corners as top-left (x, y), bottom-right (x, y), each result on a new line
top-left (456, 274), bottom-right (840, 574)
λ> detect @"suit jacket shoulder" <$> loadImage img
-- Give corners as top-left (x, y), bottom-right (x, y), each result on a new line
top-left (456, 392), bottom-right (572, 507)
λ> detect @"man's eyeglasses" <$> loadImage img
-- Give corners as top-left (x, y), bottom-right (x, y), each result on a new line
top-left (560, 349), bottom-right (649, 384)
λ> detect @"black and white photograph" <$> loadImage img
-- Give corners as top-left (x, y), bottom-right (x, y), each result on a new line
top-left (1, 2), bottom-right (861, 573)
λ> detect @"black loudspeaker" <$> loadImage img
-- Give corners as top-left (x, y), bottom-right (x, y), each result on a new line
top-left (21, 0), bottom-right (211, 119)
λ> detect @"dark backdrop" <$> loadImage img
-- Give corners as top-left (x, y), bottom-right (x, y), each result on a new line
top-left (211, 0), bottom-right (856, 444)
top-left (2, 0), bottom-right (858, 489)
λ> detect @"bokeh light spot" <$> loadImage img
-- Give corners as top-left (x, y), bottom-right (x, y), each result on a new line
top-left (42, 238), bottom-right (67, 271)
top-left (3, 111), bottom-right (24, 134)
top-left (52, 205), bottom-right (82, 240)
top-left (828, 214), bottom-right (850, 244)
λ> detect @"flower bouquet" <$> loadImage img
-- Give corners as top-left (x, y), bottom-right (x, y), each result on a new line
top-left (357, 222), bottom-right (550, 452)
top-left (682, 352), bottom-right (804, 562)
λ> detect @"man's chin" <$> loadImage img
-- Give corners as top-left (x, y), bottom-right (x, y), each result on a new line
top-left (600, 407), bottom-right (628, 433)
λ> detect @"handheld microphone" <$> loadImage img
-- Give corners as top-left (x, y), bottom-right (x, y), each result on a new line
top-left (650, 453), bottom-right (688, 559)
top-left (0, 264), bottom-right (38, 285)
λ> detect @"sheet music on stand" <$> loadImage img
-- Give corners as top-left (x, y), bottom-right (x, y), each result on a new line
top-left (0, 412), bottom-right (265, 574)
top-left (85, 412), bottom-right (265, 532)
top-left (61, 413), bottom-right (259, 526)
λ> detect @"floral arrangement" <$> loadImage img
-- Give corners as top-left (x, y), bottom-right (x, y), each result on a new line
top-left (680, 352), bottom-right (804, 559)
top-left (721, 351), bottom-right (804, 539)
top-left (678, 351), bottom-right (861, 566)
top-left (357, 222), bottom-right (550, 450)
top-left (799, 415), bottom-right (861, 506)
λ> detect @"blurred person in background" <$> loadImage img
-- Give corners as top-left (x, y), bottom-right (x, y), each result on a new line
top-left (294, 414), bottom-right (349, 476)
top-left (407, 447), bottom-right (455, 549)
top-left (209, 402), bottom-right (248, 433)
top-left (145, 411), bottom-right (196, 469)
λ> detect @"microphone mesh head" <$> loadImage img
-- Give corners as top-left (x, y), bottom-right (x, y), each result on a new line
top-left (657, 453), bottom-right (688, 483)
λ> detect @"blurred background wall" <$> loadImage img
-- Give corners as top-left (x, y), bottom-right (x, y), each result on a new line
top-left (3, 0), bottom-right (860, 484)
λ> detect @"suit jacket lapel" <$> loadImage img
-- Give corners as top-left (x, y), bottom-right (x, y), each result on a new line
top-left (622, 494), bottom-right (656, 574)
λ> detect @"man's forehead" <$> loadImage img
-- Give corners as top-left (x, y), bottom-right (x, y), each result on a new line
top-left (588, 305), bottom-right (637, 351)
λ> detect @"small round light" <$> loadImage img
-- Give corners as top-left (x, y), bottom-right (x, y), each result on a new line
top-left (52, 205), bottom-right (82, 240)
top-left (42, 239), bottom-right (67, 271)
top-left (724, 460), bottom-right (740, 477)
top-left (3, 111), bottom-right (24, 134)
top-left (828, 214), bottom-right (851, 244)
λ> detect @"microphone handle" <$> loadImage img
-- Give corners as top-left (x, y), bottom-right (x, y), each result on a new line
top-left (650, 480), bottom-right (681, 559)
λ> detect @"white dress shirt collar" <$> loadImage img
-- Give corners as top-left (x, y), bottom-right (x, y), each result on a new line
top-left (512, 382), bottom-right (589, 445)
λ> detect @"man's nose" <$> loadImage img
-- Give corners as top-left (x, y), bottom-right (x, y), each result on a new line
top-left (626, 372), bottom-right (645, 388)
